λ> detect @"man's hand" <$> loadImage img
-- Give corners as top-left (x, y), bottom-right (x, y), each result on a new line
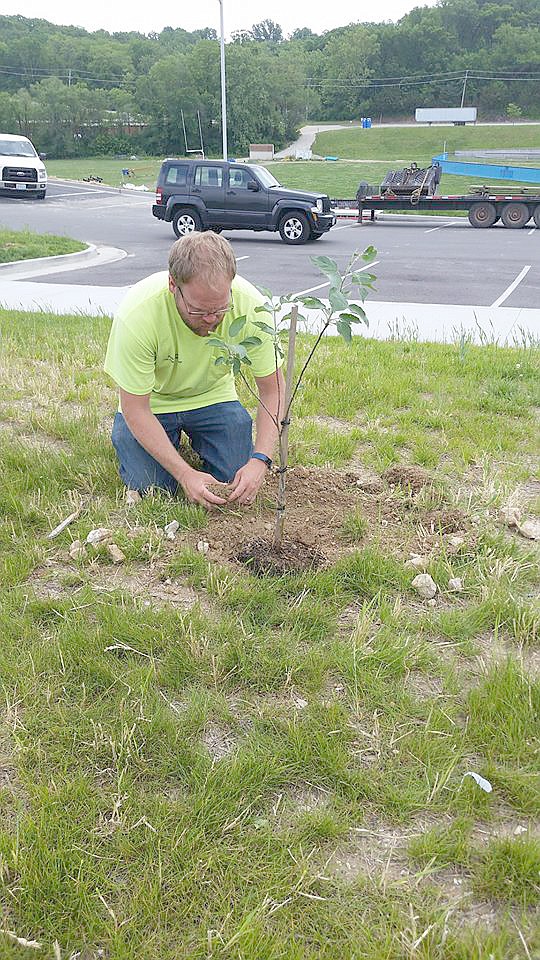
top-left (179, 466), bottom-right (227, 509)
top-left (228, 458), bottom-right (268, 506)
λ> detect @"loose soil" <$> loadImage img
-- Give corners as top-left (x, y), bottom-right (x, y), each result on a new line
top-left (199, 465), bottom-right (467, 574)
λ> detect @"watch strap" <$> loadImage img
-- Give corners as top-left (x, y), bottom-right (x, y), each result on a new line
top-left (251, 452), bottom-right (272, 469)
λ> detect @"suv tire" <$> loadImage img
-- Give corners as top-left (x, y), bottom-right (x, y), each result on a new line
top-left (279, 211), bottom-right (310, 244)
top-left (172, 208), bottom-right (202, 238)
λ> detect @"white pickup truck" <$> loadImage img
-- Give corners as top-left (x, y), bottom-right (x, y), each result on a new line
top-left (0, 133), bottom-right (47, 199)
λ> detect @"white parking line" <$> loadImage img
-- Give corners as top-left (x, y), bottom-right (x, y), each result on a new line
top-left (235, 256), bottom-right (249, 261)
top-left (50, 190), bottom-right (108, 199)
top-left (491, 265), bottom-right (531, 308)
top-left (425, 221), bottom-right (453, 233)
top-left (294, 260), bottom-right (380, 297)
top-left (528, 227), bottom-right (536, 235)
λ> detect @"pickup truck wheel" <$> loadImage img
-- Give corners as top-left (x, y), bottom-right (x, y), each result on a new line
top-left (279, 211), bottom-right (310, 244)
top-left (501, 202), bottom-right (530, 229)
top-left (468, 202), bottom-right (496, 228)
top-left (172, 209), bottom-right (202, 238)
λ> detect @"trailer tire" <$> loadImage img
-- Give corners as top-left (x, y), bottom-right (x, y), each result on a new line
top-left (533, 207), bottom-right (540, 228)
top-left (501, 202), bottom-right (530, 229)
top-left (468, 202), bottom-right (497, 228)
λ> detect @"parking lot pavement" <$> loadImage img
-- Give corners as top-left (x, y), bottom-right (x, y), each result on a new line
top-left (1, 180), bottom-right (539, 318)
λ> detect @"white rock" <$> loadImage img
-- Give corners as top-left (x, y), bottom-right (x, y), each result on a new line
top-left (517, 518), bottom-right (540, 540)
top-left (514, 825), bottom-right (527, 836)
top-left (499, 505), bottom-right (521, 528)
top-left (197, 540), bottom-right (209, 554)
top-left (69, 539), bottom-right (86, 560)
top-left (126, 489), bottom-right (141, 506)
top-left (86, 527), bottom-right (113, 545)
top-left (164, 520), bottom-right (180, 540)
top-left (405, 555), bottom-right (428, 570)
top-left (107, 543), bottom-right (125, 564)
top-left (448, 535), bottom-right (465, 548)
top-left (448, 577), bottom-right (463, 592)
top-left (411, 573), bottom-right (437, 600)
top-left (294, 697), bottom-right (308, 709)
top-left (427, 598), bottom-right (437, 607)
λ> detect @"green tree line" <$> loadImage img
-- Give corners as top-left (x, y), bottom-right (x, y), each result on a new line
top-left (0, 0), bottom-right (538, 158)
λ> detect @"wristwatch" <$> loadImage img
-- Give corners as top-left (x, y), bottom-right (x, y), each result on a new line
top-left (251, 452), bottom-right (273, 469)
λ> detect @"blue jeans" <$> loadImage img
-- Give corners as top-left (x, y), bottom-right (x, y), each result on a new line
top-left (111, 401), bottom-right (253, 494)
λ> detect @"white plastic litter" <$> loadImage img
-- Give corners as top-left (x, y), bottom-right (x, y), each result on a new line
top-left (463, 771), bottom-right (492, 793)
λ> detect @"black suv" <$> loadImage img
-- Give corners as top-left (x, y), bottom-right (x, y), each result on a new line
top-left (152, 158), bottom-right (335, 244)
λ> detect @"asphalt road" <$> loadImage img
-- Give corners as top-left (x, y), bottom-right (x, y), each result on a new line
top-left (1, 177), bottom-right (539, 309)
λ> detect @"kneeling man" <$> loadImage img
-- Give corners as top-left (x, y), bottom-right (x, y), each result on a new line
top-left (104, 233), bottom-right (284, 508)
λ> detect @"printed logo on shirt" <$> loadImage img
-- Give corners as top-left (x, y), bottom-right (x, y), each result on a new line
top-left (167, 354), bottom-right (182, 363)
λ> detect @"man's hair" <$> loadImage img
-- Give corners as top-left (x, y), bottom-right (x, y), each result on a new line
top-left (168, 233), bottom-right (237, 287)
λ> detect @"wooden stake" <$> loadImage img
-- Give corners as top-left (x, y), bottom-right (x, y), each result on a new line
top-left (273, 304), bottom-right (298, 550)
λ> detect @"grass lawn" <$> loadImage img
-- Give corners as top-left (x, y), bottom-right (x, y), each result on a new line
top-left (45, 123), bottom-right (540, 204)
top-left (0, 303), bottom-right (539, 958)
top-left (0, 227), bottom-right (86, 263)
top-left (312, 123), bottom-right (540, 162)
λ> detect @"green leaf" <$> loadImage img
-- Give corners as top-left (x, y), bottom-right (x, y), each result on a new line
top-left (345, 302), bottom-right (366, 318)
top-left (254, 304), bottom-right (272, 314)
top-left (232, 344), bottom-right (248, 359)
top-left (214, 355), bottom-right (228, 365)
top-left (253, 321), bottom-right (277, 336)
top-left (361, 245), bottom-right (377, 262)
top-left (329, 288), bottom-right (349, 313)
top-left (339, 311), bottom-right (366, 325)
top-left (240, 336), bottom-right (262, 347)
top-left (299, 297), bottom-right (325, 309)
top-left (255, 284), bottom-right (274, 299)
top-left (228, 315), bottom-right (247, 338)
top-left (311, 255), bottom-right (340, 281)
top-left (336, 319), bottom-right (352, 343)
top-left (206, 337), bottom-right (227, 347)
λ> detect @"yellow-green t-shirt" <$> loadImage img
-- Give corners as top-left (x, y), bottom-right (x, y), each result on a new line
top-left (104, 272), bottom-right (280, 413)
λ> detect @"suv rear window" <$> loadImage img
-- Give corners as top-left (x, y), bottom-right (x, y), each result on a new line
top-left (165, 164), bottom-right (188, 186)
top-left (194, 165), bottom-right (223, 188)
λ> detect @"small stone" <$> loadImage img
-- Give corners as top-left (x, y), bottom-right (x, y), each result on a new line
top-left (448, 535), bottom-right (465, 548)
top-left (294, 697), bottom-right (308, 709)
top-left (411, 573), bottom-right (437, 600)
top-left (69, 539), bottom-right (86, 560)
top-left (164, 577), bottom-right (172, 586)
top-left (517, 518), bottom-right (540, 540)
top-left (448, 577), bottom-right (463, 592)
top-left (405, 555), bottom-right (428, 570)
top-left (126, 489), bottom-right (141, 506)
top-left (107, 543), bottom-right (125, 564)
top-left (86, 528), bottom-right (113, 545)
top-left (197, 540), bottom-right (209, 555)
top-left (427, 598), bottom-right (437, 607)
top-left (164, 520), bottom-right (179, 540)
top-left (499, 505), bottom-right (521, 528)
top-left (514, 825), bottom-right (527, 836)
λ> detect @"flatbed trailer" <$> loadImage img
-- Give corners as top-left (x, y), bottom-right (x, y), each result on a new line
top-left (335, 192), bottom-right (540, 228)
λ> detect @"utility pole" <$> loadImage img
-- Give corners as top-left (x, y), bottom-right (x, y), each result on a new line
top-left (218, 1), bottom-right (228, 160)
top-left (460, 69), bottom-right (469, 108)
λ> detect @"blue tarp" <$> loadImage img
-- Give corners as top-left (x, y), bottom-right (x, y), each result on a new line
top-left (433, 152), bottom-right (540, 185)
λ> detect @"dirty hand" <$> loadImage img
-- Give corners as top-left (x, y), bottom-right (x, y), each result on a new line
top-left (228, 458), bottom-right (267, 506)
top-left (179, 468), bottom-right (227, 509)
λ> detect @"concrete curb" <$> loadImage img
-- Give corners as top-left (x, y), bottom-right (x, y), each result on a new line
top-left (0, 243), bottom-right (128, 280)
top-left (0, 242), bottom-right (95, 274)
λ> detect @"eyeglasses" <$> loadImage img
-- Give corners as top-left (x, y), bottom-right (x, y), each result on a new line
top-left (176, 283), bottom-right (233, 319)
